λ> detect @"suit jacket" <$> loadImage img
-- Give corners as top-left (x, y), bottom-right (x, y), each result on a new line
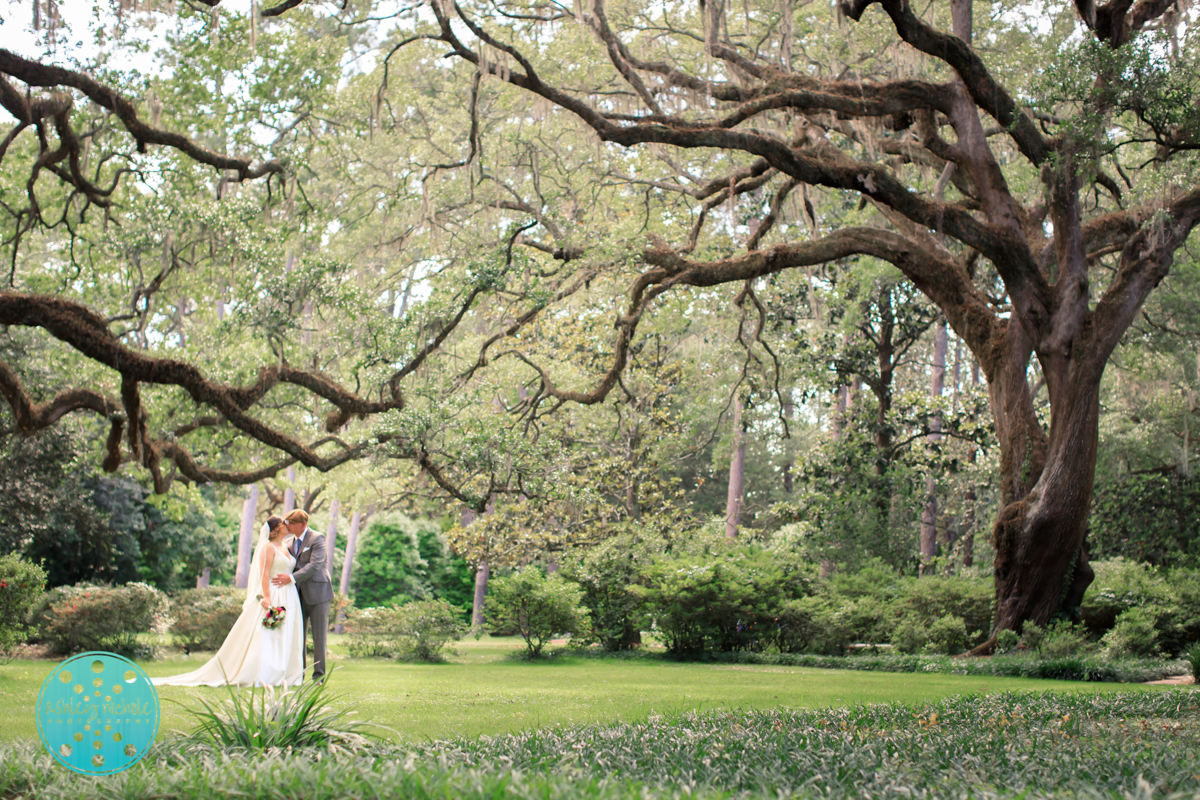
top-left (291, 527), bottom-right (334, 606)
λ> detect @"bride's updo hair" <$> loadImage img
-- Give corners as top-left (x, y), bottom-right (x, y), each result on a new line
top-left (266, 515), bottom-right (286, 541)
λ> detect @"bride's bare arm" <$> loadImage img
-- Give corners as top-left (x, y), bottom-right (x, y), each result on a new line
top-left (260, 546), bottom-right (276, 609)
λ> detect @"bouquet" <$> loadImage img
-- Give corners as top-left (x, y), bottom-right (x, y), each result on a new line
top-left (263, 605), bottom-right (287, 629)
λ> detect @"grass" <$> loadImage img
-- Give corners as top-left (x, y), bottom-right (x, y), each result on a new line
top-left (2, 688), bottom-right (1200, 799)
top-left (0, 636), bottom-right (1181, 745)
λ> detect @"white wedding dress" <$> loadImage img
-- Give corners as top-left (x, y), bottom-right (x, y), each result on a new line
top-left (154, 527), bottom-right (305, 687)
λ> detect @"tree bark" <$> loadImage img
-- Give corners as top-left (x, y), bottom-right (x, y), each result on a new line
top-left (783, 386), bottom-right (795, 493)
top-left (234, 484), bottom-right (258, 589)
top-left (472, 560), bottom-right (490, 629)
top-left (283, 465), bottom-right (296, 513)
top-left (725, 395), bottom-right (746, 539)
top-left (334, 508), bottom-right (360, 634)
top-left (919, 319), bottom-right (947, 576)
top-left (325, 498), bottom-right (339, 580)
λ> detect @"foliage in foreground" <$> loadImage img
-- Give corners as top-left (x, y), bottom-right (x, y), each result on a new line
top-left (2, 690), bottom-right (1199, 799)
top-left (175, 669), bottom-right (381, 751)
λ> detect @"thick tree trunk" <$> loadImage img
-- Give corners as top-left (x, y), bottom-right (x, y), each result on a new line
top-left (725, 396), bottom-right (746, 539)
top-left (978, 321), bottom-right (1098, 646)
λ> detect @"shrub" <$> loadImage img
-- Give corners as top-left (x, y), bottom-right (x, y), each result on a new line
top-left (344, 606), bottom-right (399, 658)
top-left (1019, 622), bottom-right (1045, 652)
top-left (892, 575), bottom-right (993, 639)
top-left (776, 596), bottom-right (843, 654)
top-left (633, 546), bottom-right (815, 655)
top-left (169, 587), bottom-right (246, 653)
top-left (1037, 621), bottom-right (1094, 658)
top-left (34, 582), bottom-right (170, 657)
top-left (1080, 558), bottom-right (1171, 634)
top-left (0, 554), bottom-right (47, 657)
top-left (891, 614), bottom-right (969, 655)
top-left (489, 570), bottom-right (590, 656)
top-left (994, 628), bottom-right (1020, 654)
top-left (394, 599), bottom-right (468, 661)
top-left (1101, 606), bottom-right (1161, 657)
top-left (561, 534), bottom-right (656, 651)
top-left (1188, 643), bottom-right (1200, 682)
top-left (345, 599), bottom-right (468, 661)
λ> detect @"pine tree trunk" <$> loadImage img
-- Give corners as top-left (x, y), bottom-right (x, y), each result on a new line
top-left (234, 484), bottom-right (258, 589)
top-left (919, 320), bottom-right (948, 576)
top-left (325, 498), bottom-right (340, 580)
top-left (725, 396), bottom-right (745, 539)
top-left (472, 561), bottom-right (490, 629)
top-left (283, 466), bottom-right (296, 513)
top-left (334, 509), bottom-right (361, 634)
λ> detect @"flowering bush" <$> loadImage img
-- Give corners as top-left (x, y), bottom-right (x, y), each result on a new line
top-left (169, 587), bottom-right (246, 653)
top-left (0, 554), bottom-right (47, 657)
top-left (345, 599), bottom-right (467, 661)
top-left (34, 582), bottom-right (170, 657)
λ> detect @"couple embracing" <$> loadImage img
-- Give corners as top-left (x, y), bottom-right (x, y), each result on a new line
top-left (153, 510), bottom-right (332, 687)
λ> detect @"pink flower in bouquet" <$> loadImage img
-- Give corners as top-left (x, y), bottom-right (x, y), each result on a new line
top-left (263, 606), bottom-right (287, 629)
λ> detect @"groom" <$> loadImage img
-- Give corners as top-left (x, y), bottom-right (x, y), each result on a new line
top-left (272, 509), bottom-right (333, 682)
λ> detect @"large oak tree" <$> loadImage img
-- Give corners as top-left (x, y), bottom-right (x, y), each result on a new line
top-left (401, 0), bottom-right (1200, 644)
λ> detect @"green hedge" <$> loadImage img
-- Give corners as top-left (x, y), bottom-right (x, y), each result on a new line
top-left (169, 586), bottom-right (246, 653)
top-left (31, 582), bottom-right (169, 658)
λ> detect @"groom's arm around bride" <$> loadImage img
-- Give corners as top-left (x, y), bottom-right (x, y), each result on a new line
top-left (272, 509), bottom-right (334, 682)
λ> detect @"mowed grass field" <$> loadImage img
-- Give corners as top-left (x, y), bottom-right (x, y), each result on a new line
top-left (0, 636), bottom-right (1170, 744)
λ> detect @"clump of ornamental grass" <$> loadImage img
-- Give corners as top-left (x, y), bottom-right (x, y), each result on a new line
top-left (173, 669), bottom-right (386, 753)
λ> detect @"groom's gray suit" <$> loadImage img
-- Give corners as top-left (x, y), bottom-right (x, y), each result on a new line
top-left (290, 527), bottom-right (333, 681)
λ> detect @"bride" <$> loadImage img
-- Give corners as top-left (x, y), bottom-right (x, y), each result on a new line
top-left (154, 515), bottom-right (305, 687)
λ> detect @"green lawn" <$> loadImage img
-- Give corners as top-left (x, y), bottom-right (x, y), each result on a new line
top-left (0, 636), bottom-right (1172, 744)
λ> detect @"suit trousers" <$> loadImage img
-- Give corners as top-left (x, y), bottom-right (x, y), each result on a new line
top-left (300, 598), bottom-right (330, 681)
